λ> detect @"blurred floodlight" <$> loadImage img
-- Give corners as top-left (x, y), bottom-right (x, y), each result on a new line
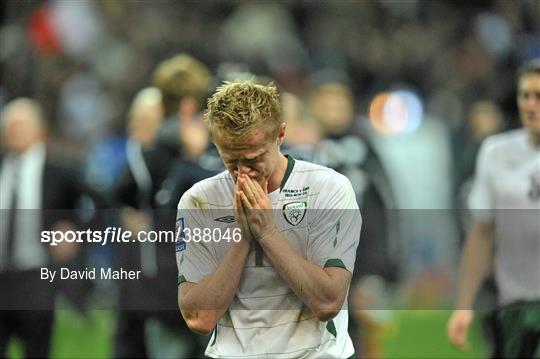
top-left (382, 92), bottom-right (407, 133)
top-left (395, 90), bottom-right (423, 133)
top-left (368, 90), bottom-right (423, 135)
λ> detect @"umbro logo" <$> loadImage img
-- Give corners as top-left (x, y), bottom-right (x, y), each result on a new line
top-left (214, 215), bottom-right (235, 223)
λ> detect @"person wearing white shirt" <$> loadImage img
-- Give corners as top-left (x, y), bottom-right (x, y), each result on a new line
top-left (447, 59), bottom-right (540, 357)
top-left (176, 82), bottom-right (361, 358)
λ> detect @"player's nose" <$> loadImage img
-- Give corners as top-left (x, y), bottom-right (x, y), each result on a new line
top-left (237, 163), bottom-right (253, 176)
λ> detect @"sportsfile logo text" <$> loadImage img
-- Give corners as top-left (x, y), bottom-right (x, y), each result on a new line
top-left (40, 227), bottom-right (178, 246)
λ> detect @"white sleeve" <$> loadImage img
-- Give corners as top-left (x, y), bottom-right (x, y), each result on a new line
top-left (307, 174), bottom-right (362, 273)
top-left (468, 138), bottom-right (495, 222)
top-left (176, 188), bottom-right (217, 285)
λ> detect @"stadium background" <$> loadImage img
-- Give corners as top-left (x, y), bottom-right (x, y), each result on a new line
top-left (1, 0), bottom-right (539, 358)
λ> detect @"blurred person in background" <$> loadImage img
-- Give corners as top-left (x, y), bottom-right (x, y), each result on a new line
top-left (149, 52), bottom-right (221, 229)
top-left (152, 53), bottom-right (214, 166)
top-left (309, 88), bottom-right (392, 233)
top-left (452, 100), bottom-right (504, 247)
top-left (116, 87), bottom-right (163, 210)
top-left (117, 53), bottom-right (219, 218)
top-left (298, 72), bottom-right (397, 358)
top-left (453, 100), bottom-right (504, 208)
top-left (281, 91), bottom-right (322, 156)
top-left (447, 59), bottom-right (540, 358)
top-left (114, 54), bottom-right (218, 358)
top-left (0, 98), bottom-right (99, 357)
top-left (148, 53), bottom-right (222, 210)
top-left (113, 87), bottom-right (165, 358)
top-left (306, 75), bottom-right (395, 229)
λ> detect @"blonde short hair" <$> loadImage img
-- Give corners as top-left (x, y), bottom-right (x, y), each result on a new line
top-left (204, 81), bottom-right (282, 141)
top-left (152, 54), bottom-right (211, 116)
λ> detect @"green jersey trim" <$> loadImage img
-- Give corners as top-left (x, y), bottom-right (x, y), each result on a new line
top-left (211, 327), bottom-right (218, 346)
top-left (326, 319), bottom-right (337, 338)
top-left (178, 274), bottom-right (187, 285)
top-left (279, 155), bottom-right (296, 192)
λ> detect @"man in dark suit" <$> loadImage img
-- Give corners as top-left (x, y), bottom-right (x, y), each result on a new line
top-left (0, 98), bottom-right (97, 357)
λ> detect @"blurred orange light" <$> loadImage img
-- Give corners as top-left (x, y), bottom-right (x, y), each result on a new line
top-left (369, 92), bottom-right (393, 135)
top-left (369, 90), bottom-right (423, 135)
top-left (383, 93), bottom-right (408, 133)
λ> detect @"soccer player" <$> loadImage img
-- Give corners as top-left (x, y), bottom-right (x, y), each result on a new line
top-left (176, 81), bottom-right (361, 358)
top-left (447, 59), bottom-right (540, 357)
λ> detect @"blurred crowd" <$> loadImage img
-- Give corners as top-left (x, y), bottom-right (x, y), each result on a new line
top-left (2, 1), bottom-right (539, 143)
top-left (1, 0), bottom-right (539, 358)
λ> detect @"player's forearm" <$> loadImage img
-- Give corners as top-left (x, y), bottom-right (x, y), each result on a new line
top-left (180, 243), bottom-right (250, 331)
top-left (456, 220), bottom-right (494, 309)
top-left (258, 228), bottom-right (347, 321)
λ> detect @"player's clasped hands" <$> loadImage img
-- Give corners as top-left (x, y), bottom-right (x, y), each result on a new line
top-left (234, 174), bottom-right (277, 243)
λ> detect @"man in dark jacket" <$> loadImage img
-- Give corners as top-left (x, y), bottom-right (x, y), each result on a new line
top-left (0, 98), bottom-right (98, 357)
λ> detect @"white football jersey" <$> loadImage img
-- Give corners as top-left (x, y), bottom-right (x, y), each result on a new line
top-left (468, 128), bottom-right (540, 305)
top-left (176, 156), bottom-right (361, 358)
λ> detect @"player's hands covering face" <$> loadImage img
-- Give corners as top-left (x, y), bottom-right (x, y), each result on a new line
top-left (233, 178), bottom-right (253, 246)
top-left (236, 174), bottom-right (277, 241)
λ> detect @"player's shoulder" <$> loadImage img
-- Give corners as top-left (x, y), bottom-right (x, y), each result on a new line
top-left (178, 170), bottom-right (234, 209)
top-left (290, 158), bottom-right (357, 209)
top-left (481, 128), bottom-right (527, 154)
top-left (291, 158), bottom-right (352, 190)
top-left (192, 170), bottom-right (234, 192)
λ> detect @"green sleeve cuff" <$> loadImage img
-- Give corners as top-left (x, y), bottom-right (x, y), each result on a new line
top-left (323, 258), bottom-right (346, 269)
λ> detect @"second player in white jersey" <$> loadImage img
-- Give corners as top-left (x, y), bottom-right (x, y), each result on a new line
top-left (468, 128), bottom-right (540, 305)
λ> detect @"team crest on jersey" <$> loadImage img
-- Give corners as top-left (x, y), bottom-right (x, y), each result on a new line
top-left (175, 217), bottom-right (186, 252)
top-left (283, 202), bottom-right (307, 226)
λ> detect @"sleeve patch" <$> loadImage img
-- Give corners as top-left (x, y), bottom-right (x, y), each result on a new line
top-left (175, 217), bottom-right (186, 252)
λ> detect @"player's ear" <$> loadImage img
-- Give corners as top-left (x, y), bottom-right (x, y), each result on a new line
top-left (277, 123), bottom-right (286, 145)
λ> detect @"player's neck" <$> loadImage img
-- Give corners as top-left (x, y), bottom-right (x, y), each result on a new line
top-left (267, 154), bottom-right (288, 193)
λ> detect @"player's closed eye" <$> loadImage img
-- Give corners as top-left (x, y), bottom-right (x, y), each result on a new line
top-left (244, 157), bottom-right (260, 164)
top-left (246, 151), bottom-right (267, 163)
top-left (229, 156), bottom-right (262, 166)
